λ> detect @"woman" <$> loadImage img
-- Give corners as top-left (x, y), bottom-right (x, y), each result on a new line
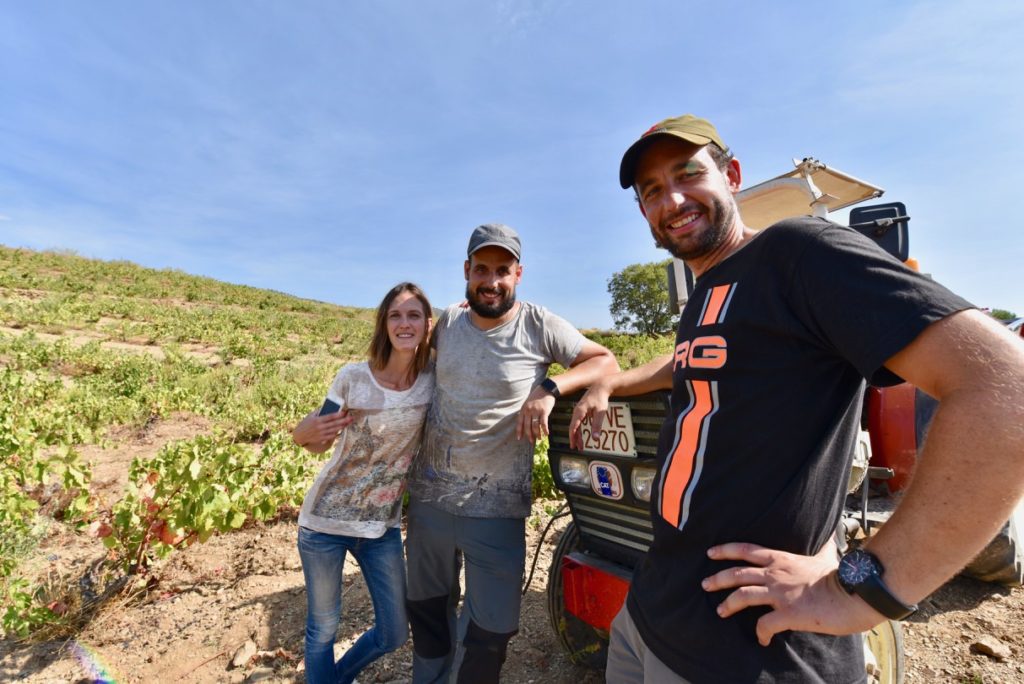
top-left (292, 282), bottom-right (434, 684)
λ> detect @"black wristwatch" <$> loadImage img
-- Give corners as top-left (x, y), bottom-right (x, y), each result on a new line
top-left (539, 377), bottom-right (561, 398)
top-left (837, 549), bottom-right (917, 621)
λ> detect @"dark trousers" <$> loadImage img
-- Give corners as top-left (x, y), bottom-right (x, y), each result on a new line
top-left (405, 499), bottom-right (525, 684)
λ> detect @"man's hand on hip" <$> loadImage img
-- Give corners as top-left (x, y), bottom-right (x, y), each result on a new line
top-left (701, 540), bottom-right (885, 646)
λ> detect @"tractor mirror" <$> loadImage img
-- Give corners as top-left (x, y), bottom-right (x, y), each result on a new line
top-left (848, 202), bottom-right (910, 262)
top-left (667, 259), bottom-right (695, 314)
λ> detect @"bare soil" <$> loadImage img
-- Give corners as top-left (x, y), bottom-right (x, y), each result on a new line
top-left (2, 418), bottom-right (1022, 683)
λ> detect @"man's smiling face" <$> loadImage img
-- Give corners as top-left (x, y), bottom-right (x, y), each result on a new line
top-left (634, 137), bottom-right (741, 270)
top-left (464, 245), bottom-right (522, 319)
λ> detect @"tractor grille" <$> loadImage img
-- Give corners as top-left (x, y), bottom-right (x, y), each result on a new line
top-left (548, 391), bottom-right (669, 568)
top-left (567, 493), bottom-right (653, 554)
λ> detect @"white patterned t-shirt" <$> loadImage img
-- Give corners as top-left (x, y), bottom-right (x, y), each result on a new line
top-left (298, 361), bottom-right (434, 538)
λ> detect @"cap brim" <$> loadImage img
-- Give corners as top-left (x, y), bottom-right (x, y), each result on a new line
top-left (468, 241), bottom-right (520, 260)
top-left (618, 131), bottom-right (714, 189)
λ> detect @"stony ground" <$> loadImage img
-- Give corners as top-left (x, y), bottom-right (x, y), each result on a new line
top-left (1, 416), bottom-right (1022, 683)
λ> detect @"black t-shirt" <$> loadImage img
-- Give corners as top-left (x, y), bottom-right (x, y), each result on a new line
top-left (626, 217), bottom-right (972, 683)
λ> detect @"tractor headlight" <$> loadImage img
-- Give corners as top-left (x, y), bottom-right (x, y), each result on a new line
top-left (559, 456), bottom-right (591, 489)
top-left (631, 467), bottom-right (656, 502)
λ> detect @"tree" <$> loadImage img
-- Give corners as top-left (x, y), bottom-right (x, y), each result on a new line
top-left (607, 259), bottom-right (676, 336)
top-left (989, 309), bottom-right (1017, 322)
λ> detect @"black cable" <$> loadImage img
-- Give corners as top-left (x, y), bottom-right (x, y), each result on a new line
top-left (522, 502), bottom-right (570, 595)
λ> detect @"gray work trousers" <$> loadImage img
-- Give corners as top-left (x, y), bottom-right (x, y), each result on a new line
top-left (606, 603), bottom-right (692, 684)
top-left (405, 499), bottom-right (525, 684)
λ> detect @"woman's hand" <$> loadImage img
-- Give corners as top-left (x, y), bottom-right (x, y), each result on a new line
top-left (292, 409), bottom-right (354, 453)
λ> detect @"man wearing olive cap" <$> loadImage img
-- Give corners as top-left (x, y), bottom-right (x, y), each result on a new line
top-left (570, 115), bottom-right (1024, 682)
top-left (405, 223), bottom-right (617, 683)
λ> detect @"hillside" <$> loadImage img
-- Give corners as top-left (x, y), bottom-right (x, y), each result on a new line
top-left (0, 246), bottom-right (372, 659)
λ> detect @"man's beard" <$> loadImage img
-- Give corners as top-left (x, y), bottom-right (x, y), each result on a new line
top-left (655, 196), bottom-right (736, 262)
top-left (466, 284), bottom-right (517, 319)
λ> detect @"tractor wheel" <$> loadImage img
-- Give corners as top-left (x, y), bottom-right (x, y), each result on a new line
top-left (546, 522), bottom-right (610, 670)
top-left (863, 619), bottom-right (905, 684)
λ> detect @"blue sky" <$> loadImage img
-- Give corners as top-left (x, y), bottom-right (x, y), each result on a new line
top-left (2, 1), bottom-right (1021, 328)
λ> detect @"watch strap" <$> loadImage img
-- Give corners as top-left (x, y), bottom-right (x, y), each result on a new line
top-left (852, 573), bottom-right (918, 620)
top-left (540, 377), bottom-right (561, 398)
top-left (840, 550), bottom-right (918, 621)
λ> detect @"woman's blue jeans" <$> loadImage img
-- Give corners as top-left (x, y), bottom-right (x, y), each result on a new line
top-left (298, 526), bottom-right (409, 684)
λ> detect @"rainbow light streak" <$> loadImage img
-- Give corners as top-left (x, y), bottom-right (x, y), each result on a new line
top-left (70, 640), bottom-right (117, 683)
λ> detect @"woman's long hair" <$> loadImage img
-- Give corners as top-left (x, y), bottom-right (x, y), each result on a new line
top-left (367, 282), bottom-right (433, 375)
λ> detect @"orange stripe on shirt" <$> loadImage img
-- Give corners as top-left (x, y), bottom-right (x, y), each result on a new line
top-left (700, 284), bottom-right (732, 326)
top-left (660, 380), bottom-right (714, 527)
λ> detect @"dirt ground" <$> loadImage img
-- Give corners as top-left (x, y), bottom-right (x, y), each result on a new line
top-left (2, 417), bottom-right (1022, 683)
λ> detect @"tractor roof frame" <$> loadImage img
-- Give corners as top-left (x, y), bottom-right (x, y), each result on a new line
top-left (737, 157), bottom-right (884, 230)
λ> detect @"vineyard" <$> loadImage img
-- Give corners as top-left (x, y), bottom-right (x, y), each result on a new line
top-left (0, 244), bottom-right (385, 639)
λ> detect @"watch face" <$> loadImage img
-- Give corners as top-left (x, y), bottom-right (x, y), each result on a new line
top-left (839, 549), bottom-right (879, 586)
top-left (541, 377), bottom-right (560, 397)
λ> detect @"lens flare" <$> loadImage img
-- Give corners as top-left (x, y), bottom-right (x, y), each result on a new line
top-left (70, 640), bottom-right (117, 683)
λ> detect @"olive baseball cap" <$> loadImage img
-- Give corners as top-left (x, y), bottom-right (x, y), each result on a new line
top-left (467, 223), bottom-right (521, 260)
top-left (618, 114), bottom-right (728, 189)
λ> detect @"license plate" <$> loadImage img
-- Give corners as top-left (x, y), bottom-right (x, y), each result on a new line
top-left (574, 402), bottom-right (637, 457)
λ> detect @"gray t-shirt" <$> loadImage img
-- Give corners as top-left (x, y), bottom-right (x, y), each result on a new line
top-left (299, 361), bottom-right (434, 538)
top-left (407, 302), bottom-right (585, 518)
